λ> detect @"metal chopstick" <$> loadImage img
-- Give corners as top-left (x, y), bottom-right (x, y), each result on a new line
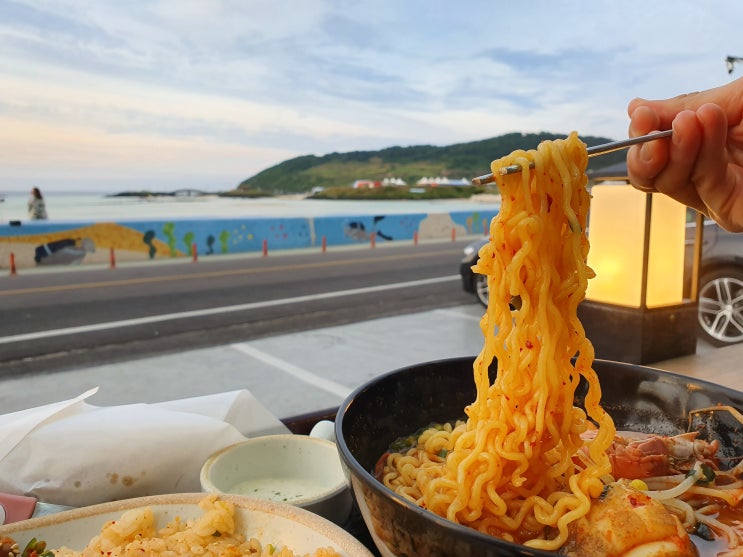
top-left (470, 129), bottom-right (673, 186)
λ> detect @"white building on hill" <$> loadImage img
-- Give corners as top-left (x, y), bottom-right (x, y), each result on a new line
top-left (353, 177), bottom-right (407, 188)
top-left (416, 176), bottom-right (470, 187)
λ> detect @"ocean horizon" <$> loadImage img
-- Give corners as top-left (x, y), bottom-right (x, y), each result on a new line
top-left (0, 190), bottom-right (501, 223)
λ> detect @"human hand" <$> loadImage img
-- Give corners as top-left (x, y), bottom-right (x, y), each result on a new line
top-left (626, 77), bottom-right (743, 231)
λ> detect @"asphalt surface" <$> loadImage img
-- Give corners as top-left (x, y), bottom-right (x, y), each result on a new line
top-left (0, 239), bottom-right (478, 377)
top-left (0, 302), bottom-right (488, 418)
top-left (3, 236), bottom-right (734, 424)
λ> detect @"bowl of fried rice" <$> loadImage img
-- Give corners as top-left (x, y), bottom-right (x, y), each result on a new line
top-left (0, 493), bottom-right (373, 557)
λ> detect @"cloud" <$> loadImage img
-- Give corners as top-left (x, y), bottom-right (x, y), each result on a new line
top-left (0, 0), bottom-right (741, 191)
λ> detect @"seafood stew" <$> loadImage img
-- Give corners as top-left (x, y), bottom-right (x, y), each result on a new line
top-left (336, 357), bottom-right (743, 557)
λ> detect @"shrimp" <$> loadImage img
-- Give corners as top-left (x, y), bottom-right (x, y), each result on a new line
top-left (562, 481), bottom-right (699, 557)
top-left (581, 430), bottom-right (720, 480)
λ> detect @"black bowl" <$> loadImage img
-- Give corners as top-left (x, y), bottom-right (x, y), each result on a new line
top-left (335, 357), bottom-right (743, 557)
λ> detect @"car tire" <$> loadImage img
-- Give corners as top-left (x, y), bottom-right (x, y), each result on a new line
top-left (474, 273), bottom-right (488, 307)
top-left (698, 265), bottom-right (743, 347)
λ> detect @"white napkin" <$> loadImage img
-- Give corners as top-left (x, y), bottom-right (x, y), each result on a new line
top-left (0, 389), bottom-right (290, 507)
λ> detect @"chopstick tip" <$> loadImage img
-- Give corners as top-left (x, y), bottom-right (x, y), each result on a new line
top-left (472, 174), bottom-right (495, 186)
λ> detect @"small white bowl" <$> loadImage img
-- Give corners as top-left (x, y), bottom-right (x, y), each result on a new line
top-left (200, 434), bottom-right (353, 525)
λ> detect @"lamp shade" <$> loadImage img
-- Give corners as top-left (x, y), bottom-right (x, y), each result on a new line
top-left (585, 184), bottom-right (687, 308)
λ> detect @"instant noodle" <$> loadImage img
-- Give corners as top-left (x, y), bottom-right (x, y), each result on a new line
top-left (379, 133), bottom-right (616, 550)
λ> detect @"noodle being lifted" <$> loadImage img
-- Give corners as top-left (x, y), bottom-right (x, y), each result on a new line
top-left (380, 133), bottom-right (618, 549)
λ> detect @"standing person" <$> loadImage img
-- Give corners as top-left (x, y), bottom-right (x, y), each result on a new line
top-left (625, 76), bottom-right (743, 232)
top-left (28, 187), bottom-right (48, 220)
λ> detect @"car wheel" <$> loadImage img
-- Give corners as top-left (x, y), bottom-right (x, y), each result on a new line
top-left (474, 273), bottom-right (488, 307)
top-left (698, 265), bottom-right (743, 347)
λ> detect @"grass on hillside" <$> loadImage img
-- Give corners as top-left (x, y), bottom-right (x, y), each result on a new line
top-left (310, 185), bottom-right (488, 200)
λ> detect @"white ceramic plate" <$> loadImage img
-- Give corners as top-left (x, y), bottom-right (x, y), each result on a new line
top-left (0, 493), bottom-right (373, 557)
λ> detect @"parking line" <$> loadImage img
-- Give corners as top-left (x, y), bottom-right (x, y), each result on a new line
top-left (433, 307), bottom-right (483, 322)
top-left (230, 342), bottom-right (351, 398)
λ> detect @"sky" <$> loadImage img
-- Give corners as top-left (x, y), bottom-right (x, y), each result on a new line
top-left (0, 0), bottom-right (741, 193)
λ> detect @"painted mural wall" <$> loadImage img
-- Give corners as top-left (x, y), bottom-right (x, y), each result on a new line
top-left (0, 209), bottom-right (499, 271)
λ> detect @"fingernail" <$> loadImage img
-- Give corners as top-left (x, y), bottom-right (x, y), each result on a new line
top-left (671, 119), bottom-right (680, 144)
top-left (640, 143), bottom-right (652, 162)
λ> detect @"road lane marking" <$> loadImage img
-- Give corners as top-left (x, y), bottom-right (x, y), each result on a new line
top-left (0, 248), bottom-right (463, 296)
top-left (434, 308), bottom-right (484, 322)
top-left (0, 275), bottom-right (459, 345)
top-left (230, 343), bottom-right (351, 398)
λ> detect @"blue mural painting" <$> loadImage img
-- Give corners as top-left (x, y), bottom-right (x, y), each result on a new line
top-left (0, 209), bottom-right (499, 271)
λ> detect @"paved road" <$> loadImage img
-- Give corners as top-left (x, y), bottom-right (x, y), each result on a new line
top-left (0, 239), bottom-right (479, 377)
top-left (0, 235), bottom-right (731, 426)
top-left (0, 303), bottom-right (488, 418)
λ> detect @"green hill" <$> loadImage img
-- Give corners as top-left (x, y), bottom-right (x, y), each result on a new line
top-left (235, 132), bottom-right (627, 194)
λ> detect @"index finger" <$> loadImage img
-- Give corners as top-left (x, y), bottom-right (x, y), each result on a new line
top-left (628, 77), bottom-right (743, 130)
top-left (626, 105), bottom-right (668, 187)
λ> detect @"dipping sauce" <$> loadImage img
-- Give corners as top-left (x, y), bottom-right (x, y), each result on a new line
top-left (230, 478), bottom-right (327, 503)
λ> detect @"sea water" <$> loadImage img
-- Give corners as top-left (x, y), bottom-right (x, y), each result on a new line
top-left (0, 191), bottom-right (500, 223)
